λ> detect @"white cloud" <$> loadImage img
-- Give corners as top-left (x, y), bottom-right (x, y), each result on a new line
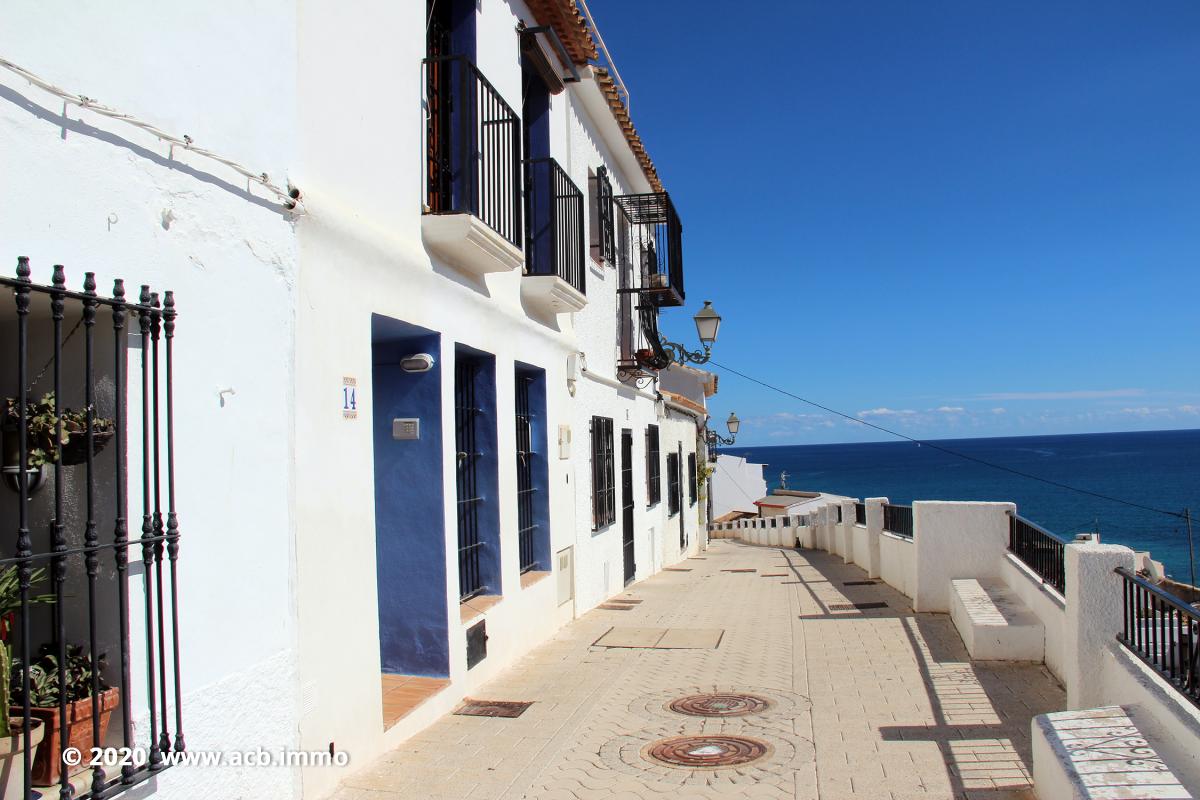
top-left (977, 389), bottom-right (1145, 401)
top-left (1178, 405), bottom-right (1200, 415)
top-left (1119, 407), bottom-right (1171, 417)
top-left (991, 407), bottom-right (1007, 414)
top-left (858, 407), bottom-right (917, 418)
top-left (935, 406), bottom-right (965, 413)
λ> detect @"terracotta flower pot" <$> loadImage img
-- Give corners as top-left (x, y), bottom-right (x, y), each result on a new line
top-left (0, 718), bottom-right (45, 797)
top-left (18, 687), bottom-right (119, 787)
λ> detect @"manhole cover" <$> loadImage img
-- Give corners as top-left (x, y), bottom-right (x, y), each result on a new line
top-left (644, 735), bottom-right (771, 768)
top-left (454, 699), bottom-right (532, 718)
top-left (667, 692), bottom-right (771, 717)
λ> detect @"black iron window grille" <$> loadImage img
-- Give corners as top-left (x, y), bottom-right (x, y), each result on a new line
top-left (1116, 566), bottom-right (1199, 709)
top-left (645, 425), bottom-right (660, 506)
top-left (666, 452), bottom-right (680, 517)
top-left (687, 452), bottom-right (697, 507)
top-left (0, 258), bottom-right (183, 799)
top-left (423, 55), bottom-right (523, 248)
top-left (613, 192), bottom-right (684, 308)
top-left (590, 166), bottom-right (615, 266)
top-left (854, 502), bottom-right (866, 526)
top-left (455, 359), bottom-right (486, 601)
top-left (1009, 515), bottom-right (1066, 594)
top-left (882, 504), bottom-right (913, 538)
top-left (515, 375), bottom-right (537, 573)
top-left (525, 157), bottom-right (585, 295)
top-left (590, 417), bottom-right (615, 530)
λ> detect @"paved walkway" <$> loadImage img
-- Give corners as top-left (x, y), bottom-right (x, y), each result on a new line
top-left (333, 541), bottom-right (1064, 800)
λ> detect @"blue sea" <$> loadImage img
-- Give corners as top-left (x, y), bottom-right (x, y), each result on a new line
top-left (725, 429), bottom-right (1200, 582)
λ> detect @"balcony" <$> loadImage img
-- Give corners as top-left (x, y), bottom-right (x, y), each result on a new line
top-left (422, 55), bottom-right (524, 277)
top-left (614, 192), bottom-right (684, 308)
top-left (521, 158), bottom-right (586, 315)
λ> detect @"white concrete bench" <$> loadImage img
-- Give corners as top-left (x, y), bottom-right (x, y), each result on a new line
top-left (1033, 706), bottom-right (1193, 799)
top-left (949, 578), bottom-right (1044, 661)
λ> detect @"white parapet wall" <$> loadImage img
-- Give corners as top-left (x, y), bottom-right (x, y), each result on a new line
top-left (911, 501), bottom-right (1014, 613)
top-left (1000, 553), bottom-right (1067, 683)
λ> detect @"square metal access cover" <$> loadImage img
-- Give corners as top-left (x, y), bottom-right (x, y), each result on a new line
top-left (455, 699), bottom-right (533, 718)
top-left (829, 602), bottom-right (888, 611)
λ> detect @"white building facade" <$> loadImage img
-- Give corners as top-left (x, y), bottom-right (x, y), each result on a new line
top-left (0, 2), bottom-right (711, 798)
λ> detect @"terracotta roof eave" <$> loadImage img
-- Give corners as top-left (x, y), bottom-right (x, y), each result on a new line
top-left (525, 0), bottom-right (597, 65)
top-left (592, 66), bottom-right (663, 193)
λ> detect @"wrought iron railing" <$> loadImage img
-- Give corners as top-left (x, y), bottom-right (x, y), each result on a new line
top-left (883, 503), bottom-right (913, 538)
top-left (1116, 567), bottom-right (1199, 709)
top-left (614, 192), bottom-right (684, 307)
top-left (854, 502), bottom-right (866, 526)
top-left (423, 55), bottom-right (522, 247)
top-left (1009, 515), bottom-right (1067, 594)
top-left (0, 258), bottom-right (182, 799)
top-left (525, 158), bottom-right (585, 295)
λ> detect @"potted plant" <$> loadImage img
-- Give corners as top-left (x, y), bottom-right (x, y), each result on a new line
top-left (1, 393), bottom-right (115, 493)
top-left (0, 566), bottom-right (54, 797)
top-left (11, 645), bottom-right (118, 786)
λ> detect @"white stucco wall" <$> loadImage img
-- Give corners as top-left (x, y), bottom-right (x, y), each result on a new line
top-left (1, 5), bottom-right (303, 798)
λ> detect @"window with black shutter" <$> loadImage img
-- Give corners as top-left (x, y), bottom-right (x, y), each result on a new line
top-left (591, 416), bottom-right (615, 529)
top-left (667, 452), bottom-right (681, 516)
top-left (687, 452), bottom-right (697, 506)
top-left (645, 424), bottom-right (661, 505)
top-left (589, 166), bottom-right (615, 265)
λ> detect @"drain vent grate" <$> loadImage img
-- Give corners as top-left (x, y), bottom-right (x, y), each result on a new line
top-left (829, 602), bottom-right (888, 611)
top-left (843, 580), bottom-right (877, 586)
top-left (455, 699), bottom-right (533, 718)
top-left (722, 568), bottom-right (756, 573)
top-left (668, 693), bottom-right (771, 717)
top-left (761, 573), bottom-right (788, 577)
top-left (644, 735), bottom-right (771, 768)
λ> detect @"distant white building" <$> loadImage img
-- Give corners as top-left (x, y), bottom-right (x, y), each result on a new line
top-left (0, 2), bottom-right (716, 798)
top-left (710, 454), bottom-right (768, 520)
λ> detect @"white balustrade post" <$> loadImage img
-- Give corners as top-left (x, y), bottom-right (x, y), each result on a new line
top-left (865, 497), bottom-right (887, 579)
top-left (1063, 542), bottom-right (1136, 709)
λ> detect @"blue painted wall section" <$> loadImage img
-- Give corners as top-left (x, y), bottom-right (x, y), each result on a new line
top-left (516, 362), bottom-right (551, 571)
top-left (457, 345), bottom-right (503, 596)
top-left (371, 315), bottom-right (449, 678)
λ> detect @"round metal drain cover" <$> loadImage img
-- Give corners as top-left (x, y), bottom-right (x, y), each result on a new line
top-left (667, 692), bottom-right (771, 717)
top-left (644, 735), bottom-right (771, 769)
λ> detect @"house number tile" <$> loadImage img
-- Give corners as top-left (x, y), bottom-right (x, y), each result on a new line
top-left (343, 377), bottom-right (358, 419)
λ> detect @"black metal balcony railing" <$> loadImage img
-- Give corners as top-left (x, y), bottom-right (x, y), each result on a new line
top-left (854, 502), bottom-right (867, 526)
top-left (613, 192), bottom-right (684, 307)
top-left (1116, 567), bottom-right (1199, 709)
top-left (0, 258), bottom-right (183, 799)
top-left (1009, 515), bottom-right (1067, 594)
top-left (423, 55), bottom-right (522, 247)
top-left (883, 503), bottom-right (913, 538)
top-left (525, 158), bottom-right (585, 295)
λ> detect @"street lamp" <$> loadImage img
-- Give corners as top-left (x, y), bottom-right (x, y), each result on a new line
top-left (706, 411), bottom-right (740, 447)
top-left (660, 301), bottom-right (722, 365)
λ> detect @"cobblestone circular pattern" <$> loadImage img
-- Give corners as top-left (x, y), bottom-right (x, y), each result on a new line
top-left (667, 692), bottom-right (771, 717)
top-left (643, 735), bottom-right (772, 769)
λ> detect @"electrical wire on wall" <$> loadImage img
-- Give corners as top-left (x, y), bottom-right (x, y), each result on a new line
top-left (0, 56), bottom-right (301, 211)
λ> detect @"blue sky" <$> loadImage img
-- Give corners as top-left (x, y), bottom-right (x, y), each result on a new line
top-left (590, 1), bottom-right (1200, 446)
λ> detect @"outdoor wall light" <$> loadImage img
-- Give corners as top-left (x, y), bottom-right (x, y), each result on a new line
top-left (706, 411), bottom-right (739, 447)
top-left (400, 353), bottom-right (435, 373)
top-left (660, 301), bottom-right (722, 366)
